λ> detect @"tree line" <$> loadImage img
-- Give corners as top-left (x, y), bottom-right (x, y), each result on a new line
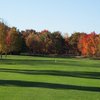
top-left (0, 21), bottom-right (100, 58)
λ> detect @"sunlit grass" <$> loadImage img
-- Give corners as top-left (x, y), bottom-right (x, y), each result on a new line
top-left (0, 55), bottom-right (100, 100)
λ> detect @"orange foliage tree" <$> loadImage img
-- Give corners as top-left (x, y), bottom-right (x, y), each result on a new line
top-left (78, 32), bottom-right (99, 57)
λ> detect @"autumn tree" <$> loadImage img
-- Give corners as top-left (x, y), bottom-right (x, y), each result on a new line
top-left (64, 33), bottom-right (70, 54)
top-left (68, 32), bottom-right (81, 55)
top-left (21, 30), bottom-right (36, 53)
top-left (78, 32), bottom-right (99, 57)
top-left (96, 34), bottom-right (100, 56)
top-left (25, 31), bottom-right (42, 54)
top-left (39, 30), bottom-right (53, 54)
top-left (0, 21), bottom-right (8, 58)
top-left (52, 31), bottom-right (65, 54)
top-left (6, 27), bottom-right (22, 54)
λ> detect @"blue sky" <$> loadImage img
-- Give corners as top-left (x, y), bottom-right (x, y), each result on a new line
top-left (0, 0), bottom-right (100, 34)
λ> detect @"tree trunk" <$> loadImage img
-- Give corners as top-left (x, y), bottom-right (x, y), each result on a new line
top-left (0, 54), bottom-right (2, 59)
top-left (5, 53), bottom-right (7, 58)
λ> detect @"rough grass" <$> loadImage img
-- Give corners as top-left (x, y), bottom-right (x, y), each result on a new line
top-left (0, 55), bottom-right (100, 100)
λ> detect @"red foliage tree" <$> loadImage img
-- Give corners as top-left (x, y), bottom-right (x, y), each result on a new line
top-left (78, 32), bottom-right (99, 57)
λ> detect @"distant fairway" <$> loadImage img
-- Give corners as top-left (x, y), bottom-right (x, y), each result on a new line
top-left (0, 55), bottom-right (100, 100)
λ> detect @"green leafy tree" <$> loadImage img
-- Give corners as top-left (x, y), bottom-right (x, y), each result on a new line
top-left (69, 32), bottom-right (82, 55)
top-left (52, 31), bottom-right (65, 54)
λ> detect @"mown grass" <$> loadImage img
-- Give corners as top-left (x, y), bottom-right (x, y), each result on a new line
top-left (0, 55), bottom-right (100, 100)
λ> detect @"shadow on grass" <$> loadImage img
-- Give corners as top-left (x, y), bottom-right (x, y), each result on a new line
top-left (0, 59), bottom-right (100, 68)
top-left (0, 68), bottom-right (100, 79)
top-left (0, 80), bottom-right (100, 92)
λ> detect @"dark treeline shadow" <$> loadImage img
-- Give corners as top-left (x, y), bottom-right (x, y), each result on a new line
top-left (0, 68), bottom-right (100, 79)
top-left (0, 80), bottom-right (100, 92)
top-left (0, 59), bottom-right (99, 68)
